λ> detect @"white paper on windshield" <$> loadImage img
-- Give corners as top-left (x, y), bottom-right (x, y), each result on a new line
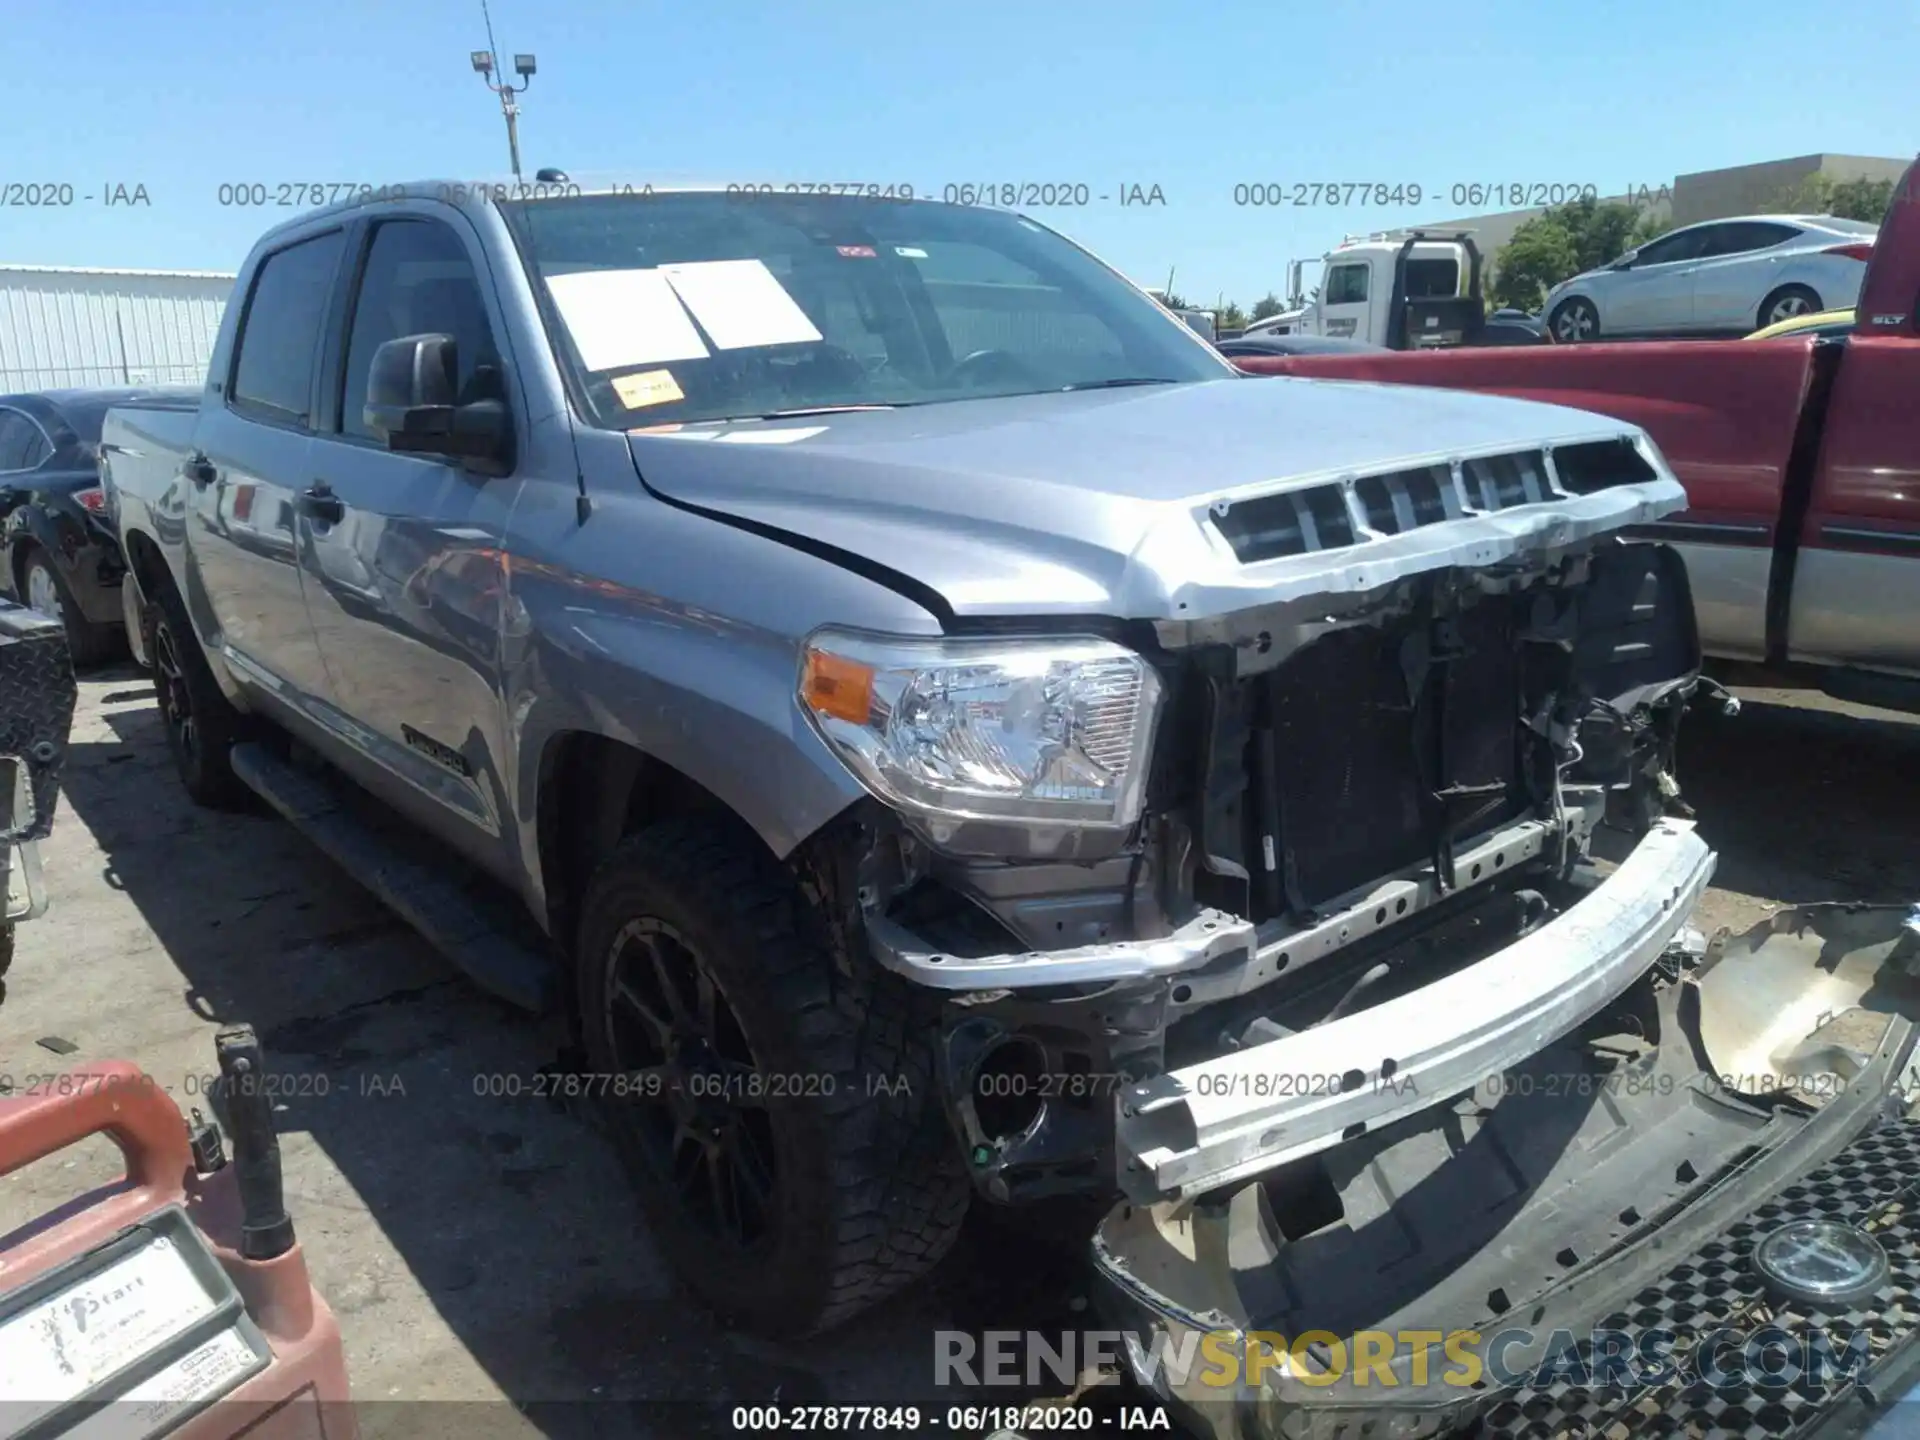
top-left (545, 269), bottom-right (711, 372)
top-left (0, 1234), bottom-right (219, 1412)
top-left (660, 260), bottom-right (823, 350)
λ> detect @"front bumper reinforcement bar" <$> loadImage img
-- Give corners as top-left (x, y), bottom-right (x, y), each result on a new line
top-left (1115, 818), bottom-right (1716, 1202)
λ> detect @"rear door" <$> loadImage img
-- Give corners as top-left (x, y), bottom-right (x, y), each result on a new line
top-left (1690, 221), bottom-right (1801, 332)
top-left (185, 228), bottom-right (344, 705)
top-left (1602, 225), bottom-right (1711, 334)
top-left (1317, 260), bottom-right (1373, 341)
top-left (298, 207), bottom-right (523, 867)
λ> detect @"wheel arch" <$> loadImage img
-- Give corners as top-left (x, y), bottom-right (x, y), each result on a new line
top-left (530, 726), bottom-right (867, 952)
top-left (1758, 281), bottom-right (1823, 328)
top-left (120, 524), bottom-right (171, 599)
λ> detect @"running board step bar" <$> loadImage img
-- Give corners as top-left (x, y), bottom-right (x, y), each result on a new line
top-left (228, 741), bottom-right (552, 1012)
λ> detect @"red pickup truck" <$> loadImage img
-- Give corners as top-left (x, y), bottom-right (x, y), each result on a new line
top-left (1239, 154), bottom-right (1920, 714)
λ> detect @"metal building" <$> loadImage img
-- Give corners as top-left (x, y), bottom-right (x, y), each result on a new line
top-left (0, 264), bottom-right (234, 393)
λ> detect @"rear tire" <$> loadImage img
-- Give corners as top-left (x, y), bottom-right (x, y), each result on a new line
top-left (1758, 284), bottom-right (1822, 330)
top-left (574, 816), bottom-right (970, 1336)
top-left (22, 550), bottom-right (114, 669)
top-left (1549, 296), bottom-right (1601, 344)
top-left (143, 574), bottom-right (251, 810)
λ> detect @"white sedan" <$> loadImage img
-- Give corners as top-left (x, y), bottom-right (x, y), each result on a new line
top-left (1543, 214), bottom-right (1876, 343)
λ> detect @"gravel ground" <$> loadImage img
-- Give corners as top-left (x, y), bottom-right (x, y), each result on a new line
top-left (1, 668), bottom-right (1915, 1435)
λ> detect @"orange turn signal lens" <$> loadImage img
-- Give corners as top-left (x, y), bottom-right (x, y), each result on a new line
top-left (802, 649), bottom-right (876, 724)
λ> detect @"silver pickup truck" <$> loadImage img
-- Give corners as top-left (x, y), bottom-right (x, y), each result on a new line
top-left (103, 183), bottom-right (1920, 1438)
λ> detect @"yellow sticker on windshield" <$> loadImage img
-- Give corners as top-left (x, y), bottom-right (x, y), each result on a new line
top-left (614, 368), bottom-right (685, 410)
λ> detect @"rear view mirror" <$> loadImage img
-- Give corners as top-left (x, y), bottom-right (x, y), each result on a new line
top-left (365, 334), bottom-right (512, 472)
top-left (1610, 251), bottom-right (1638, 271)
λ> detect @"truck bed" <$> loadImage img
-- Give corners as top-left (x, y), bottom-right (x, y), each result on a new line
top-left (100, 399), bottom-right (201, 518)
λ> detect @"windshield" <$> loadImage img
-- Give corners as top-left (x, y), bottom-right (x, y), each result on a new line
top-left (499, 192), bottom-right (1234, 428)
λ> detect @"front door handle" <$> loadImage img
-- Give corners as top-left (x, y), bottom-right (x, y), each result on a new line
top-left (184, 453), bottom-right (216, 489)
top-left (297, 482), bottom-right (345, 525)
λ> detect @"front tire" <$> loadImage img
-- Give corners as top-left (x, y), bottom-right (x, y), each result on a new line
top-left (574, 817), bottom-right (970, 1336)
top-left (1549, 296), bottom-right (1601, 344)
top-left (143, 575), bottom-right (251, 810)
top-left (1759, 284), bottom-right (1821, 329)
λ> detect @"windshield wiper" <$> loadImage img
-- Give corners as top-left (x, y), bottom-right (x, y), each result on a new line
top-left (745, 403), bottom-right (900, 420)
top-left (1057, 377), bottom-right (1182, 392)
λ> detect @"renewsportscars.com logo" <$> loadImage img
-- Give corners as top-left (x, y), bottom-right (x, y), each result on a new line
top-left (936, 1325), bottom-right (1876, 1394)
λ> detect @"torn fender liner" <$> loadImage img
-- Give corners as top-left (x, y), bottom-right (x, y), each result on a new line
top-left (1694, 901), bottom-right (1920, 1104)
top-left (1115, 819), bottom-right (1716, 1202)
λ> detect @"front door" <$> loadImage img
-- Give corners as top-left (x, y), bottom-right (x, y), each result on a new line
top-left (297, 209), bottom-right (523, 869)
top-left (186, 227), bottom-right (345, 707)
top-left (1603, 226), bottom-right (1710, 335)
top-left (1317, 260), bottom-right (1373, 341)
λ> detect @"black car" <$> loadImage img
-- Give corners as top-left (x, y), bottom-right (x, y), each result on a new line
top-left (0, 387), bottom-right (197, 666)
top-left (1216, 333), bottom-right (1386, 358)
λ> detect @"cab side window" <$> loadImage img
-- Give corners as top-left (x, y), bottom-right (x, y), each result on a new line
top-left (1325, 264), bottom-right (1369, 304)
top-left (340, 220), bottom-right (502, 441)
top-left (230, 231), bottom-right (347, 425)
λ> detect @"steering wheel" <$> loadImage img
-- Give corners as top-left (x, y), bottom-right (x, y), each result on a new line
top-left (944, 348), bottom-right (1038, 388)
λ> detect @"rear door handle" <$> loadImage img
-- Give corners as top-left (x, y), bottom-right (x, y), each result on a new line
top-left (183, 453), bottom-right (216, 488)
top-left (297, 482), bottom-right (345, 525)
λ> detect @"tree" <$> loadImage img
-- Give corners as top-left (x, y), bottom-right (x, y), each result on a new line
top-left (1765, 173), bottom-right (1895, 224)
top-left (1215, 300), bottom-right (1249, 330)
top-left (1486, 217), bottom-right (1579, 311)
top-left (1250, 292), bottom-right (1286, 321)
top-left (1486, 197), bottom-right (1672, 312)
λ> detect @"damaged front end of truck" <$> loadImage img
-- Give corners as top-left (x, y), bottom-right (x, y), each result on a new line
top-left (837, 431), bottom-right (1721, 1212)
top-left (780, 418), bottom-right (1920, 1438)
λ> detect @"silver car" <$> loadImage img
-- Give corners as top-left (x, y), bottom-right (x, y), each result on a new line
top-left (1544, 213), bottom-right (1877, 342)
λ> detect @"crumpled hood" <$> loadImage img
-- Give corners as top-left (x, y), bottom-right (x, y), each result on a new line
top-left (626, 376), bottom-right (1682, 622)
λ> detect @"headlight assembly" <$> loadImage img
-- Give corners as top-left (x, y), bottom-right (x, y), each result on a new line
top-left (798, 630), bottom-right (1164, 830)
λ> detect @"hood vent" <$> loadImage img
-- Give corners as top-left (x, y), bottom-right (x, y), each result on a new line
top-left (1211, 438), bottom-right (1649, 565)
top-left (1213, 483), bottom-right (1356, 562)
top-left (1550, 436), bottom-right (1658, 494)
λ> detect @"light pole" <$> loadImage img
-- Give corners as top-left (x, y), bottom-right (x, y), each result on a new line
top-left (471, 0), bottom-right (535, 183)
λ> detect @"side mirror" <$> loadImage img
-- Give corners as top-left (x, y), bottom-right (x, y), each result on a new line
top-left (1609, 251), bottom-right (1639, 271)
top-left (364, 334), bottom-right (511, 471)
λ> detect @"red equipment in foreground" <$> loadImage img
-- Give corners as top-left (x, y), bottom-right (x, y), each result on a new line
top-left (0, 1027), bottom-right (355, 1440)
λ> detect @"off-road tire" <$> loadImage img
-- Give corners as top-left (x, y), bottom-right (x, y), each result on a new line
top-left (143, 573), bottom-right (251, 810)
top-left (22, 549), bottom-right (115, 669)
top-left (575, 816), bottom-right (971, 1336)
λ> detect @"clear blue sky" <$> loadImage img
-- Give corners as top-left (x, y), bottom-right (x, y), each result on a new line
top-left (5, 0), bottom-right (1915, 305)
